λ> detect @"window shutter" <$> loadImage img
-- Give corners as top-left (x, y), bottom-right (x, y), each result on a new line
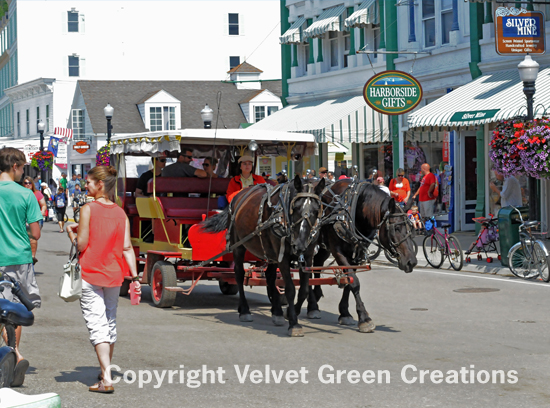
top-left (223, 13), bottom-right (228, 36)
top-left (80, 58), bottom-right (86, 77)
top-left (80, 13), bottom-right (85, 34)
top-left (240, 13), bottom-right (245, 35)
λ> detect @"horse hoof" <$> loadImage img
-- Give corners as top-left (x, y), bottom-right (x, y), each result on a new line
top-left (288, 327), bottom-right (304, 337)
top-left (307, 310), bottom-right (321, 319)
top-left (358, 320), bottom-right (375, 333)
top-left (239, 314), bottom-right (253, 322)
top-left (338, 316), bottom-right (355, 326)
top-left (272, 315), bottom-right (285, 326)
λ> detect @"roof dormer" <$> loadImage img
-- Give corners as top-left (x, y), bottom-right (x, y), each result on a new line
top-left (227, 62), bottom-right (263, 90)
top-left (137, 89), bottom-right (181, 131)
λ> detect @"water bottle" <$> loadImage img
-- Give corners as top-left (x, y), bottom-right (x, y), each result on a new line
top-left (130, 281), bottom-right (141, 305)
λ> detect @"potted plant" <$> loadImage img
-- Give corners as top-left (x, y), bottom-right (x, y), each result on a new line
top-left (96, 143), bottom-right (110, 166)
top-left (30, 151), bottom-right (54, 171)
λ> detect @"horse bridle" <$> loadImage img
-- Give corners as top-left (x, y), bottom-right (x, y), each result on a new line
top-left (377, 208), bottom-right (413, 257)
top-left (289, 184), bottom-right (324, 252)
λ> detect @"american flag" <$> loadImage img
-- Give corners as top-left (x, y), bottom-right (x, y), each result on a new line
top-left (54, 127), bottom-right (73, 140)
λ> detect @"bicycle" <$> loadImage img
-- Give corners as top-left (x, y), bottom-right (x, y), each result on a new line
top-left (72, 194), bottom-right (87, 223)
top-left (0, 274), bottom-right (35, 387)
top-left (507, 206), bottom-right (550, 281)
top-left (422, 216), bottom-right (464, 271)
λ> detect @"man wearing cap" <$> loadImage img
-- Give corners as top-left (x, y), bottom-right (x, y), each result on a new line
top-left (319, 167), bottom-right (328, 178)
top-left (162, 147), bottom-right (207, 178)
top-left (276, 171), bottom-right (288, 184)
top-left (226, 155), bottom-right (265, 202)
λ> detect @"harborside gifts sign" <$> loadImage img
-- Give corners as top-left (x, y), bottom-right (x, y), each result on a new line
top-left (495, 7), bottom-right (545, 55)
top-left (363, 71), bottom-right (423, 116)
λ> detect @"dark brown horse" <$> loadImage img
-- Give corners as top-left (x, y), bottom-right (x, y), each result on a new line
top-left (312, 179), bottom-right (417, 332)
top-left (201, 176), bottom-right (326, 337)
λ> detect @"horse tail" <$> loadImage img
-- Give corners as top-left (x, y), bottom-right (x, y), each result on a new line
top-left (200, 206), bottom-right (231, 233)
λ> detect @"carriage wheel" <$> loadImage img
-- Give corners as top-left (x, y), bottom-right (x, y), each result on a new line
top-left (218, 281), bottom-right (239, 295)
top-left (151, 261), bottom-right (177, 308)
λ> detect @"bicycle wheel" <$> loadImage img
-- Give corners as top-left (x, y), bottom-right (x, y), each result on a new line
top-left (64, 213), bottom-right (69, 223)
top-left (74, 209), bottom-right (80, 223)
top-left (366, 236), bottom-right (382, 261)
top-left (508, 244), bottom-right (540, 279)
top-left (534, 241), bottom-right (550, 282)
top-left (384, 240), bottom-right (418, 265)
top-left (423, 234), bottom-right (444, 268)
top-left (447, 235), bottom-right (463, 271)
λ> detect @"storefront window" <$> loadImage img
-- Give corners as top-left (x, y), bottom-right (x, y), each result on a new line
top-left (362, 143), bottom-right (393, 181)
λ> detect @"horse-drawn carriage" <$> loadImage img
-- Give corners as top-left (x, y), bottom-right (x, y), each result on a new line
top-left (111, 128), bottom-right (418, 336)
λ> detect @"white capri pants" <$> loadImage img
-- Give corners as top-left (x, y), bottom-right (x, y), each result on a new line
top-left (80, 280), bottom-right (120, 347)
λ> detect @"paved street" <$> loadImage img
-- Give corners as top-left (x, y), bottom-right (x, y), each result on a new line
top-left (13, 220), bottom-right (550, 407)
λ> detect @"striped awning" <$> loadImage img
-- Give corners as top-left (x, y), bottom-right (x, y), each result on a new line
top-left (405, 131), bottom-right (445, 143)
top-left (345, 0), bottom-right (377, 28)
top-left (408, 66), bottom-right (550, 129)
top-left (249, 95), bottom-right (390, 144)
top-left (303, 5), bottom-right (346, 40)
top-left (280, 17), bottom-right (306, 44)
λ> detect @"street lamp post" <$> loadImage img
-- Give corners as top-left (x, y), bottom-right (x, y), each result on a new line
top-left (200, 104), bottom-right (214, 129)
top-left (518, 54), bottom-right (540, 222)
top-left (104, 103), bottom-right (114, 144)
top-left (37, 120), bottom-right (46, 183)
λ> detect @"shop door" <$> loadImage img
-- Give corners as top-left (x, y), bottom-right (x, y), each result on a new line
top-left (461, 135), bottom-right (477, 231)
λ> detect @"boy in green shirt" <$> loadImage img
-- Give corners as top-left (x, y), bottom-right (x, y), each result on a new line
top-left (0, 147), bottom-right (42, 387)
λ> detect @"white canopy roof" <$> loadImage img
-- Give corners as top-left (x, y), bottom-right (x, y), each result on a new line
top-left (110, 129), bottom-right (316, 155)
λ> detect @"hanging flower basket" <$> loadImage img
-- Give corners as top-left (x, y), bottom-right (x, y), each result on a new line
top-left (489, 116), bottom-right (550, 179)
top-left (96, 144), bottom-right (110, 166)
top-left (30, 151), bottom-right (54, 171)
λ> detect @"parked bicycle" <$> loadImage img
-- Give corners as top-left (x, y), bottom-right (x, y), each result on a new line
top-left (72, 194), bottom-right (88, 223)
top-left (422, 216), bottom-right (463, 271)
top-left (507, 206), bottom-right (550, 281)
top-left (0, 274), bottom-right (35, 387)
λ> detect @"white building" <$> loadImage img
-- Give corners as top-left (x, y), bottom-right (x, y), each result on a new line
top-left (0, 0), bottom-right (281, 181)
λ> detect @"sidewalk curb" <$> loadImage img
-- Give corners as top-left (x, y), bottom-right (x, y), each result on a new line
top-left (370, 259), bottom-right (514, 277)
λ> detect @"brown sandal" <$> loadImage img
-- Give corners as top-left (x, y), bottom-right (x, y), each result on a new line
top-left (89, 380), bottom-right (114, 393)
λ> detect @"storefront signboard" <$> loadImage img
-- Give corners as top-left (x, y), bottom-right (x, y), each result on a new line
top-left (56, 141), bottom-right (68, 169)
top-left (443, 131), bottom-right (450, 162)
top-left (363, 71), bottom-right (423, 116)
top-left (449, 109), bottom-right (500, 123)
top-left (23, 144), bottom-right (39, 164)
top-left (495, 7), bottom-right (545, 55)
top-left (73, 140), bottom-right (91, 154)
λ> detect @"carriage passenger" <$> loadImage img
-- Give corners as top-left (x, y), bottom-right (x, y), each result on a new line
top-left (226, 155), bottom-right (265, 203)
top-left (135, 157), bottom-right (166, 197)
top-left (202, 157), bottom-right (218, 178)
top-left (162, 148), bottom-right (207, 178)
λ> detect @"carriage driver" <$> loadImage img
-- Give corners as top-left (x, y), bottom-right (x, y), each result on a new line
top-left (226, 155), bottom-right (265, 203)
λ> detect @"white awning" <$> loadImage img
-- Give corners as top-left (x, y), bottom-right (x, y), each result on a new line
top-left (345, 0), bottom-right (377, 28)
top-left (280, 17), bottom-right (306, 44)
top-left (250, 95), bottom-right (390, 144)
top-left (408, 66), bottom-right (550, 129)
top-left (303, 5), bottom-right (346, 40)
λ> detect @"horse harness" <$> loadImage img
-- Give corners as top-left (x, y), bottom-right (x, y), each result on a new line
top-left (225, 182), bottom-right (324, 263)
top-left (320, 181), bottom-right (412, 261)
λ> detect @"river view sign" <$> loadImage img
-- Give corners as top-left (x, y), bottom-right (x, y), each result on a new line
top-left (495, 7), bottom-right (545, 55)
top-left (363, 71), bottom-right (423, 116)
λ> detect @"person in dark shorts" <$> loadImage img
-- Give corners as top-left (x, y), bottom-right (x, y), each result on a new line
top-left (53, 187), bottom-right (67, 232)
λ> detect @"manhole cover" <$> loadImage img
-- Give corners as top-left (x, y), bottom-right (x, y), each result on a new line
top-left (410, 308), bottom-right (428, 311)
top-left (453, 288), bottom-right (500, 293)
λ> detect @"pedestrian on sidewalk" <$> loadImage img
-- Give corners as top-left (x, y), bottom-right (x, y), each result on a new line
top-left (67, 174), bottom-right (78, 206)
top-left (53, 187), bottom-right (67, 232)
top-left (0, 147), bottom-right (43, 387)
top-left (389, 168), bottom-right (411, 207)
top-left (66, 165), bottom-right (140, 394)
top-left (22, 176), bottom-right (47, 264)
top-left (489, 172), bottom-right (522, 208)
top-left (412, 163), bottom-right (437, 218)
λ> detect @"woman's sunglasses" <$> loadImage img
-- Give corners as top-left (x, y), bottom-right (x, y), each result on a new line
top-left (23, 181), bottom-right (32, 185)
top-left (158, 159), bottom-right (166, 163)
top-left (202, 163), bottom-right (210, 167)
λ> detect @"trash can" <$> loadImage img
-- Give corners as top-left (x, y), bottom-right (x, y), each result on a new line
top-left (498, 206), bottom-right (529, 267)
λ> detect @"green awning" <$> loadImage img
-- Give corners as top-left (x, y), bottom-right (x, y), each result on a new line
top-left (345, 0), bottom-right (377, 28)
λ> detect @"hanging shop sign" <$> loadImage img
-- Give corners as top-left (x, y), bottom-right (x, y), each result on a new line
top-left (23, 144), bottom-right (40, 164)
top-left (363, 71), bottom-right (423, 116)
top-left (495, 7), bottom-right (545, 55)
top-left (56, 141), bottom-right (68, 169)
top-left (449, 109), bottom-right (500, 123)
top-left (73, 140), bottom-right (91, 154)
top-left (443, 131), bottom-right (450, 162)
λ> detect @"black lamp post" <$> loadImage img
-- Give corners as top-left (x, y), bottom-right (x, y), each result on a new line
top-left (104, 103), bottom-right (114, 143)
top-left (37, 120), bottom-right (46, 182)
top-left (518, 54), bottom-right (540, 221)
top-left (200, 104), bottom-right (213, 129)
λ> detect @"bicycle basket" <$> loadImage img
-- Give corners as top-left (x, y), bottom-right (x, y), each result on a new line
top-left (425, 219), bottom-right (435, 231)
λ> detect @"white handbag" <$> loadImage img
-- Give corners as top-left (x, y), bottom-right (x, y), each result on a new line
top-left (59, 240), bottom-right (82, 302)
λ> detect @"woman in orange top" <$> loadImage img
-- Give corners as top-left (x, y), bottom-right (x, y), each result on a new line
top-left (388, 168), bottom-right (411, 206)
top-left (66, 165), bottom-right (140, 394)
top-left (226, 155), bottom-right (265, 203)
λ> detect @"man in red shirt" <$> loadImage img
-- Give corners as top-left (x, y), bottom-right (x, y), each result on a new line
top-left (412, 163), bottom-right (437, 218)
